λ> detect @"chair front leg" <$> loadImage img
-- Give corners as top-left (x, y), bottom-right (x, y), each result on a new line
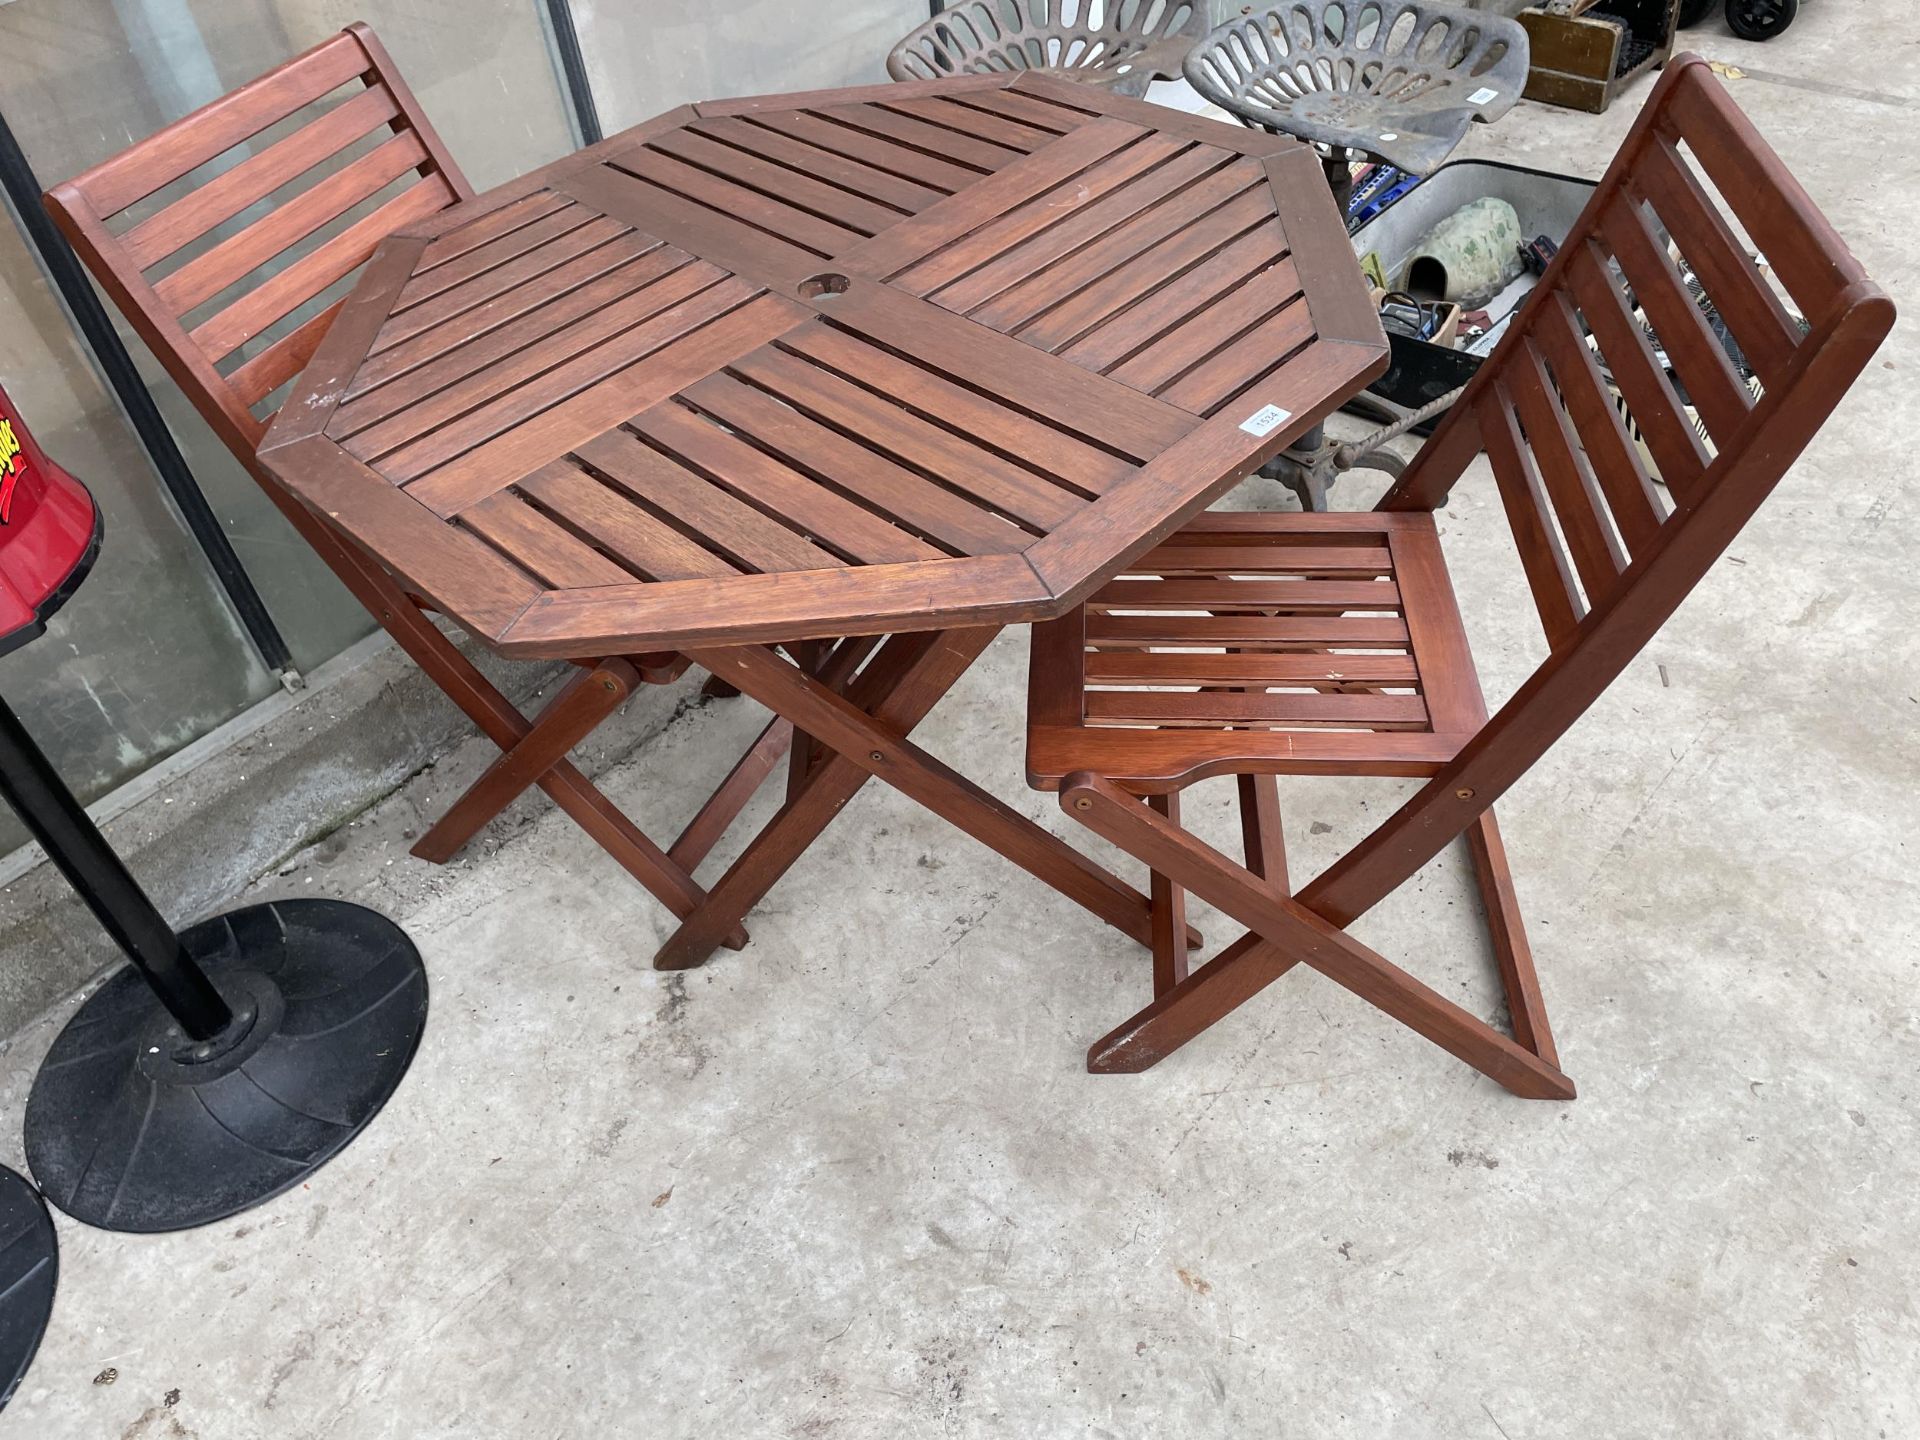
top-left (1061, 774), bottom-right (1574, 1100)
top-left (1146, 792), bottom-right (1189, 995)
top-left (1089, 930), bottom-right (1301, 1072)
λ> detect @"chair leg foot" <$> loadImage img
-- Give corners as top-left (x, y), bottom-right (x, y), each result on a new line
top-left (1465, 809), bottom-right (1561, 1071)
top-left (1086, 933), bottom-right (1298, 1074)
top-left (1086, 1034), bottom-right (1156, 1074)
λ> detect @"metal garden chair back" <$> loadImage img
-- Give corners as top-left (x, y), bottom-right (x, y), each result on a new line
top-left (888, 0), bottom-right (1209, 97)
top-left (1028, 56), bottom-right (1893, 1093)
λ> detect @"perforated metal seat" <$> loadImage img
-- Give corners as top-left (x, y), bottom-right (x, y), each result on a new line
top-left (888, 0), bottom-right (1209, 98)
top-left (1185, 1), bottom-right (1530, 178)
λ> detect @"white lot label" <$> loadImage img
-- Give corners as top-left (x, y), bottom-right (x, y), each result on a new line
top-left (1239, 404), bottom-right (1293, 437)
top-left (1468, 86), bottom-right (1500, 105)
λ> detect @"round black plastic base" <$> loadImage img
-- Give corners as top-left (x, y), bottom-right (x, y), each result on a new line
top-left (0, 1165), bottom-right (57, 1413)
top-left (23, 899), bottom-right (426, 1234)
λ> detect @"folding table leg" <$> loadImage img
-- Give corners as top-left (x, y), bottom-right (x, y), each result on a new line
top-left (652, 630), bottom-right (990, 969)
top-left (1064, 775), bottom-right (1573, 1099)
top-left (310, 524), bottom-right (748, 947)
top-left (412, 659), bottom-right (639, 863)
top-left (654, 631), bottom-right (1191, 972)
top-left (667, 716), bottom-right (793, 873)
top-left (784, 640), bottom-right (826, 804)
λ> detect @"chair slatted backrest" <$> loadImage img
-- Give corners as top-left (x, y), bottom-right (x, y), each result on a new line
top-left (1387, 56), bottom-right (1887, 647)
top-left (43, 23), bottom-right (472, 463)
top-left (1309, 55), bottom-right (1892, 927)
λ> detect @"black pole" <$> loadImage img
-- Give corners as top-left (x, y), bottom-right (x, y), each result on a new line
top-left (544, 0), bottom-right (604, 146)
top-left (0, 695), bottom-right (231, 1040)
top-left (0, 107), bottom-right (294, 679)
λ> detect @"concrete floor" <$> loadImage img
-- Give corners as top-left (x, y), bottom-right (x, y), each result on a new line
top-left (3, 11), bottom-right (1918, 1438)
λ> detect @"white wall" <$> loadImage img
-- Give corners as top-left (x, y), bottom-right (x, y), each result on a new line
top-left (572, 0), bottom-right (935, 132)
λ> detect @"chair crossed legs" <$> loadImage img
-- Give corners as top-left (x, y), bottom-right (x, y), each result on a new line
top-left (1027, 57), bottom-right (1893, 1093)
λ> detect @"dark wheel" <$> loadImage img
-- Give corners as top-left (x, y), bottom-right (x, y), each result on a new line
top-left (1677, 0), bottom-right (1717, 25)
top-left (1725, 0), bottom-right (1797, 40)
top-left (0, 1166), bottom-right (56, 1413)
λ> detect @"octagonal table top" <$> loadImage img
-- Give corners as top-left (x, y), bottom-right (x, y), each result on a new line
top-left (259, 72), bottom-right (1386, 660)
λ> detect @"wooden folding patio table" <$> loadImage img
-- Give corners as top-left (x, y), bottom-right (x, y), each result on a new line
top-left (256, 72), bottom-right (1387, 972)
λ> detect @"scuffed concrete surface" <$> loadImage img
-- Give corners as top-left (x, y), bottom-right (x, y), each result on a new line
top-left (1, 10), bottom-right (1917, 1437)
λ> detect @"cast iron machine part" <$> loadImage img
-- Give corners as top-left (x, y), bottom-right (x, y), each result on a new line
top-left (889, 0), bottom-right (1211, 96)
top-left (1186, 2), bottom-right (1527, 508)
top-left (1185, 1), bottom-right (1530, 214)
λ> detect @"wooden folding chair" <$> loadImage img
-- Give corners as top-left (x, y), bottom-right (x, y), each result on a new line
top-left (1025, 56), bottom-right (1893, 1095)
top-left (43, 24), bottom-right (784, 943)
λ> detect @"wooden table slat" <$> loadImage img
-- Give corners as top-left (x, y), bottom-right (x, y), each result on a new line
top-left (776, 320), bottom-right (1134, 497)
top-left (370, 216), bottom-right (646, 356)
top-left (461, 490), bottom-right (638, 588)
top-left (723, 346), bottom-right (1086, 532)
top-left (337, 259), bottom-right (731, 453)
top-left (648, 127), bottom-right (904, 237)
top-left (396, 202), bottom-right (599, 310)
top-left (880, 94), bottom-right (1059, 152)
top-left (573, 428), bottom-right (846, 575)
top-left (813, 101), bottom-right (1026, 175)
top-left (403, 291), bottom-right (807, 514)
top-left (610, 145), bottom-right (868, 258)
top-left (1108, 260), bottom-right (1307, 397)
top-left (729, 107), bottom-right (977, 195)
top-left (834, 116), bottom-right (1148, 285)
top-left (966, 159), bottom-right (1266, 335)
top-left (937, 86), bottom-right (1091, 135)
top-left (346, 238), bottom-right (686, 407)
top-left (1060, 226), bottom-right (1292, 373)
top-left (674, 365), bottom-right (1034, 556)
top-left (686, 114), bottom-right (939, 215)
top-left (921, 142), bottom-right (1230, 318)
top-left (625, 401), bottom-right (945, 566)
top-left (416, 189), bottom-right (571, 270)
top-left (1016, 188), bottom-right (1278, 354)
top-left (822, 281), bottom-right (1195, 463)
top-left (517, 459), bottom-right (740, 580)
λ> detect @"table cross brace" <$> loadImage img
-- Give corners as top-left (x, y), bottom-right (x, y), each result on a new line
top-left (654, 632), bottom-right (1194, 971)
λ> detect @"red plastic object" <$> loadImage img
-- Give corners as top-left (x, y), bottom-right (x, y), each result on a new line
top-left (0, 382), bottom-right (101, 656)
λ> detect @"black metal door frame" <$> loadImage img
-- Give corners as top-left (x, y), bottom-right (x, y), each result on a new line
top-left (543, 0), bottom-right (604, 146)
top-left (0, 107), bottom-right (296, 683)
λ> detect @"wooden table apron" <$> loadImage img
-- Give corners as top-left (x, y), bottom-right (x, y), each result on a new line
top-left (256, 72), bottom-right (1387, 970)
